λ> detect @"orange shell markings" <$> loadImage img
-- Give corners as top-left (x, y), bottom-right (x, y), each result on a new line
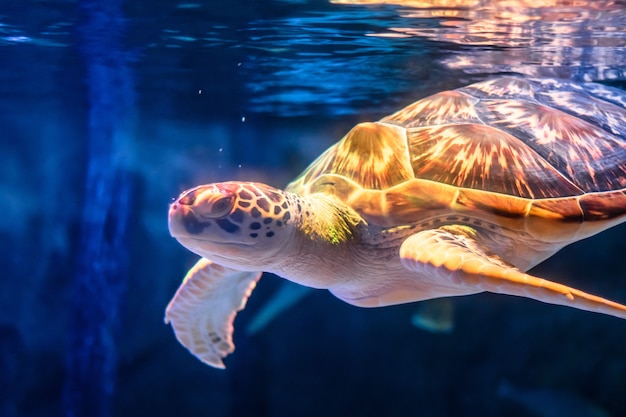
top-left (287, 77), bottom-right (626, 237)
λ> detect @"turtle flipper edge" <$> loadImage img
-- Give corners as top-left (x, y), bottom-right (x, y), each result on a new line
top-left (164, 258), bottom-right (262, 368)
top-left (399, 226), bottom-right (626, 320)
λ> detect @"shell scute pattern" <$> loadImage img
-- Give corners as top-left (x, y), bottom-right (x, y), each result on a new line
top-left (528, 198), bottom-right (583, 222)
top-left (536, 89), bottom-right (626, 137)
top-left (294, 122), bottom-right (414, 190)
top-left (581, 82), bottom-right (626, 109)
top-left (458, 77), bottom-right (537, 101)
top-left (579, 190), bottom-right (626, 221)
top-left (381, 90), bottom-right (482, 127)
top-left (480, 99), bottom-right (626, 193)
top-left (407, 123), bottom-right (582, 198)
top-left (289, 77), bottom-right (626, 229)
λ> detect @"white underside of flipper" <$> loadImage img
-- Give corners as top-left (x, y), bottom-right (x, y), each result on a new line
top-left (164, 258), bottom-right (262, 368)
top-left (400, 226), bottom-right (626, 320)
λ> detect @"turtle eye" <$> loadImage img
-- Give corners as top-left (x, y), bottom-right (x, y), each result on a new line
top-left (209, 194), bottom-right (234, 218)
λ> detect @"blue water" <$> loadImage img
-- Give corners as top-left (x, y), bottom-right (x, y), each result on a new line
top-left (1, 1), bottom-right (626, 416)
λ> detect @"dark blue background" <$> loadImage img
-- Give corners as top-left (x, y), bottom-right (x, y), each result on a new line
top-left (1, 0), bottom-right (625, 416)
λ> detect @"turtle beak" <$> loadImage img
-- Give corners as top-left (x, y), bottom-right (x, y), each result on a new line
top-left (169, 203), bottom-right (210, 236)
top-left (169, 186), bottom-right (212, 237)
top-left (169, 198), bottom-right (205, 237)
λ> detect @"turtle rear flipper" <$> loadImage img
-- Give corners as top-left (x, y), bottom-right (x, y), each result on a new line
top-left (399, 226), bottom-right (626, 320)
top-left (165, 258), bottom-right (262, 368)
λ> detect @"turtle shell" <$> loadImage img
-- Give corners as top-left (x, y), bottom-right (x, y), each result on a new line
top-left (287, 77), bottom-right (626, 241)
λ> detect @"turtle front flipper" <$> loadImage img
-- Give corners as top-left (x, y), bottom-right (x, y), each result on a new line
top-left (164, 258), bottom-right (262, 368)
top-left (399, 226), bottom-right (626, 320)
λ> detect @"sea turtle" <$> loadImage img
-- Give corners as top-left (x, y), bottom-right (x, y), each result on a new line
top-left (165, 77), bottom-right (626, 368)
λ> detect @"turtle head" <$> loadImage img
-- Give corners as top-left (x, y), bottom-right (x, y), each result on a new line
top-left (169, 181), bottom-right (295, 269)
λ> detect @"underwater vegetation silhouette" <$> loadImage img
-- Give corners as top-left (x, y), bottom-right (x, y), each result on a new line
top-left (63, 1), bottom-right (135, 417)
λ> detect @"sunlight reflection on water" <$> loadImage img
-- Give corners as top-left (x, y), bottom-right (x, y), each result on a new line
top-left (1, 0), bottom-right (624, 116)
top-left (332, 0), bottom-right (626, 81)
